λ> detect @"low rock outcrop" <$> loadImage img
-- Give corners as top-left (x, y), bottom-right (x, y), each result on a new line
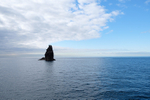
top-left (39, 45), bottom-right (55, 61)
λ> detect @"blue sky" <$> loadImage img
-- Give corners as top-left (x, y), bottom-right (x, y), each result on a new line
top-left (0, 0), bottom-right (150, 57)
top-left (52, 0), bottom-right (150, 56)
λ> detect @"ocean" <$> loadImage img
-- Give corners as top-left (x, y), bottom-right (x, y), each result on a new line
top-left (0, 57), bottom-right (150, 100)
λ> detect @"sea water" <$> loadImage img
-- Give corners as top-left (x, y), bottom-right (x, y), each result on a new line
top-left (0, 57), bottom-right (150, 99)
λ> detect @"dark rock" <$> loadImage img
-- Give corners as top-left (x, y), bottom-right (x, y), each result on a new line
top-left (45, 45), bottom-right (55, 61)
top-left (39, 45), bottom-right (55, 61)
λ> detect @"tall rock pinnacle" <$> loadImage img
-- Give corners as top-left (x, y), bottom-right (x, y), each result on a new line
top-left (45, 45), bottom-right (55, 61)
top-left (39, 45), bottom-right (55, 61)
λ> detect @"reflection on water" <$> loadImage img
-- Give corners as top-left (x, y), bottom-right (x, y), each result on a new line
top-left (0, 57), bottom-right (150, 99)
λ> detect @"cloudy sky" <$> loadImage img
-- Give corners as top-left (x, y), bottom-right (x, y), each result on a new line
top-left (0, 0), bottom-right (150, 57)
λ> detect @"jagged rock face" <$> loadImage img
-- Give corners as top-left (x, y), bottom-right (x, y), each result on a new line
top-left (45, 45), bottom-right (55, 61)
top-left (39, 45), bottom-right (55, 61)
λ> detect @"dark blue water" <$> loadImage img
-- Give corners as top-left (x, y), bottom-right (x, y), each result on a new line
top-left (0, 57), bottom-right (150, 100)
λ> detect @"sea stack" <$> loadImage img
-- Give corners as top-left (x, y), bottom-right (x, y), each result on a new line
top-left (39, 45), bottom-right (55, 61)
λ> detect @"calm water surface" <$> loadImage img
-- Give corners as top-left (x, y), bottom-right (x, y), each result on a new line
top-left (0, 57), bottom-right (150, 99)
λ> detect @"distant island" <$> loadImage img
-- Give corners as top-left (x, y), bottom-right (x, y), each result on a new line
top-left (39, 45), bottom-right (55, 61)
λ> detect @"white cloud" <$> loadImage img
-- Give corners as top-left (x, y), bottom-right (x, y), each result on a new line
top-left (141, 30), bottom-right (150, 33)
top-left (0, 0), bottom-right (122, 49)
top-left (118, 0), bottom-right (131, 3)
top-left (145, 0), bottom-right (150, 4)
top-left (109, 3), bottom-right (113, 5)
top-left (118, 0), bottom-right (124, 2)
top-left (106, 30), bottom-right (113, 34)
top-left (116, 4), bottom-right (127, 8)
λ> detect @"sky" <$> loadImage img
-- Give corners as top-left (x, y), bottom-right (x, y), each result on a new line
top-left (0, 0), bottom-right (150, 57)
